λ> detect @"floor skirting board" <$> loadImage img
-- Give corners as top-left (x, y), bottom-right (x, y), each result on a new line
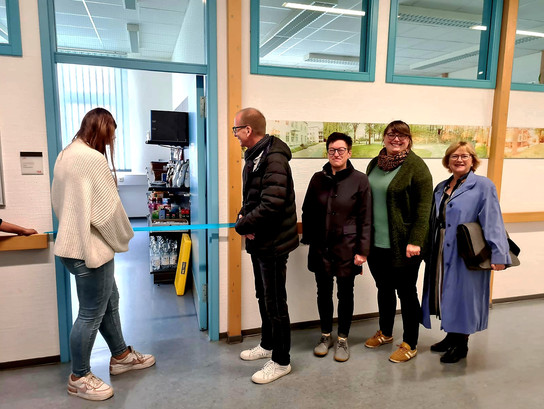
top-left (220, 295), bottom-right (544, 339)
top-left (0, 355), bottom-right (60, 370)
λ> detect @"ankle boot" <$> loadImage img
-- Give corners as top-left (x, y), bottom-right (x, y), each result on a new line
top-left (440, 334), bottom-right (468, 363)
top-left (431, 333), bottom-right (453, 353)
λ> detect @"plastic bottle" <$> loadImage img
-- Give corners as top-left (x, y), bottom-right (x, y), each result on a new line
top-left (170, 240), bottom-right (178, 269)
top-left (150, 237), bottom-right (161, 272)
top-left (160, 237), bottom-right (170, 268)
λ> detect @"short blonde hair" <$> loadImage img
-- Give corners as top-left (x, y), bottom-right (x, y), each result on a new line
top-left (442, 141), bottom-right (481, 172)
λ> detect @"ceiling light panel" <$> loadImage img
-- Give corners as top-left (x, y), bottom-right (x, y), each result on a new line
top-left (305, 52), bottom-right (359, 65)
top-left (282, 2), bottom-right (365, 17)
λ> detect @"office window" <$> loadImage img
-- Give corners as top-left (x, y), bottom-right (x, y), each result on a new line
top-left (387, 0), bottom-right (501, 88)
top-left (251, 0), bottom-right (378, 81)
top-left (57, 64), bottom-right (131, 171)
top-left (53, 0), bottom-right (206, 65)
top-left (0, 0), bottom-right (22, 56)
top-left (0, 0), bottom-right (6, 44)
top-left (511, 0), bottom-right (544, 91)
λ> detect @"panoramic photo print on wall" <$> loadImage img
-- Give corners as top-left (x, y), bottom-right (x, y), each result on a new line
top-left (268, 120), bottom-right (544, 159)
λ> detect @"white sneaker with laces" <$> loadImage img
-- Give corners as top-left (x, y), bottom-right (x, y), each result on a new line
top-left (240, 344), bottom-right (272, 361)
top-left (251, 360), bottom-right (292, 384)
top-left (110, 346), bottom-right (156, 375)
top-left (67, 372), bottom-right (113, 401)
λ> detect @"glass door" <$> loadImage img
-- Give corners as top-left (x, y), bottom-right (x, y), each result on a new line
top-left (186, 75), bottom-right (207, 329)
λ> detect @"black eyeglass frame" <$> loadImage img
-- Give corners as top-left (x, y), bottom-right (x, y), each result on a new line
top-left (385, 132), bottom-right (409, 141)
top-left (232, 125), bottom-right (249, 134)
top-left (327, 147), bottom-right (349, 156)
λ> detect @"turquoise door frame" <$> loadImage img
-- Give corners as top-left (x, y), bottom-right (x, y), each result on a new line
top-left (38, 0), bottom-right (220, 362)
top-left (187, 75), bottom-right (208, 330)
top-left (205, 2), bottom-right (220, 342)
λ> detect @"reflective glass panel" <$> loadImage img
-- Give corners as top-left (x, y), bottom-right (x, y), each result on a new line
top-left (258, 0), bottom-right (368, 72)
top-left (392, 0), bottom-right (491, 80)
top-left (53, 0), bottom-right (205, 64)
top-left (0, 0), bottom-right (8, 45)
top-left (512, 0), bottom-right (544, 85)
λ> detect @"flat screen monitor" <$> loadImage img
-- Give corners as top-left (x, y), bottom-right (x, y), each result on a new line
top-left (148, 110), bottom-right (189, 147)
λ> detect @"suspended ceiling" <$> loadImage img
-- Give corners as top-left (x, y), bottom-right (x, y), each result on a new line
top-left (26, 0), bottom-right (544, 78)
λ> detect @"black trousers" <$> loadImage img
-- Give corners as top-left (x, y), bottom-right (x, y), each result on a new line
top-left (315, 272), bottom-right (356, 338)
top-left (368, 246), bottom-right (422, 349)
top-left (251, 253), bottom-right (291, 366)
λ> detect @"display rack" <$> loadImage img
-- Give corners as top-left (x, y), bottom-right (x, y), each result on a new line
top-left (146, 147), bottom-right (191, 284)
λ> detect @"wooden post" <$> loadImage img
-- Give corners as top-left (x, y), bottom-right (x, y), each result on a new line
top-left (487, 0), bottom-right (518, 195)
top-left (226, 0), bottom-right (243, 343)
top-left (488, 0), bottom-right (519, 304)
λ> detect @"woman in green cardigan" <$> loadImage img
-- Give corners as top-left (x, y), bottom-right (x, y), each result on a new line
top-left (364, 120), bottom-right (433, 363)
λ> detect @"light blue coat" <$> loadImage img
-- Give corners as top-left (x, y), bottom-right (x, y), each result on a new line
top-left (422, 171), bottom-right (511, 334)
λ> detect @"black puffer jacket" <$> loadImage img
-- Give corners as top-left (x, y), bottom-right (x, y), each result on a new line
top-left (235, 135), bottom-right (299, 256)
top-left (301, 161), bottom-right (372, 277)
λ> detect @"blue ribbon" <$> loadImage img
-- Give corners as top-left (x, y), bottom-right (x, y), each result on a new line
top-left (133, 223), bottom-right (235, 232)
top-left (45, 222), bottom-right (235, 235)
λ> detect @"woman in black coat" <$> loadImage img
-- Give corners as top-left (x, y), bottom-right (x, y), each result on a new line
top-left (301, 132), bottom-right (372, 362)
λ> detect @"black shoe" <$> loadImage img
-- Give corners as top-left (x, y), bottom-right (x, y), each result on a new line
top-left (430, 335), bottom-right (452, 353)
top-left (440, 345), bottom-right (468, 363)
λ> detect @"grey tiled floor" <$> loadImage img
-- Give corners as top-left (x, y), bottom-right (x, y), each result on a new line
top-left (1, 222), bottom-right (543, 408)
top-left (2, 299), bottom-right (543, 409)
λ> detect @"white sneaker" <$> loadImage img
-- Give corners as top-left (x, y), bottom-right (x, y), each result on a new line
top-left (110, 346), bottom-right (156, 375)
top-left (67, 372), bottom-right (114, 401)
top-left (240, 344), bottom-right (272, 361)
top-left (251, 360), bottom-right (292, 384)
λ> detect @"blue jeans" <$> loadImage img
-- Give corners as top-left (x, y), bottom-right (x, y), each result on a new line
top-left (251, 254), bottom-right (291, 366)
top-left (61, 257), bottom-right (127, 377)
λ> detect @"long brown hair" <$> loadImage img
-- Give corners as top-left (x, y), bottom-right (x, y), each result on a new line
top-left (74, 107), bottom-right (118, 182)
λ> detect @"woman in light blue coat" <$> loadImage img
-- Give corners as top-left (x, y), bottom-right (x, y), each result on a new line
top-left (422, 141), bottom-right (511, 363)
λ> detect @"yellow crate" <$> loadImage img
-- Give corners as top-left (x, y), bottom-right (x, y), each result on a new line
top-left (174, 233), bottom-right (191, 296)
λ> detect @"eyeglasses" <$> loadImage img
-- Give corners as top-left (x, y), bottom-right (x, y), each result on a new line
top-left (328, 147), bottom-right (348, 156)
top-left (450, 154), bottom-right (471, 161)
top-left (232, 125), bottom-right (248, 134)
top-left (385, 132), bottom-right (409, 141)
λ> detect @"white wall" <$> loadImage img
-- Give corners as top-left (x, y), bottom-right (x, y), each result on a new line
top-left (215, 0), bottom-right (544, 333)
top-left (0, 1), bottom-right (58, 362)
top-left (216, 0), bottom-right (230, 334)
top-left (127, 70), bottom-right (174, 174)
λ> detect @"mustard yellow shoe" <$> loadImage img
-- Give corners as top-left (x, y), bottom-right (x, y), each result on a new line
top-left (364, 330), bottom-right (393, 348)
top-left (389, 342), bottom-right (417, 363)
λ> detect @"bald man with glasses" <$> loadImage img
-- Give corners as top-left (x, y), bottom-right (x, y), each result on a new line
top-left (233, 107), bottom-right (299, 384)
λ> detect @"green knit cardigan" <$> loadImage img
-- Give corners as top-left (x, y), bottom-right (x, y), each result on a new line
top-left (367, 151), bottom-right (433, 267)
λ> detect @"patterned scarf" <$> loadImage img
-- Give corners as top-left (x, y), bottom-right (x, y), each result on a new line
top-left (377, 148), bottom-right (409, 171)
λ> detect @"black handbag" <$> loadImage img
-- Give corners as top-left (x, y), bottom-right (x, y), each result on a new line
top-left (457, 222), bottom-right (520, 271)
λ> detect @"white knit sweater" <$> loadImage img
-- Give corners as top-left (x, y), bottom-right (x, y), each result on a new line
top-left (51, 139), bottom-right (134, 268)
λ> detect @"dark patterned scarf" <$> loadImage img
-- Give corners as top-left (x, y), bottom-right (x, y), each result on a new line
top-left (377, 148), bottom-right (409, 171)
